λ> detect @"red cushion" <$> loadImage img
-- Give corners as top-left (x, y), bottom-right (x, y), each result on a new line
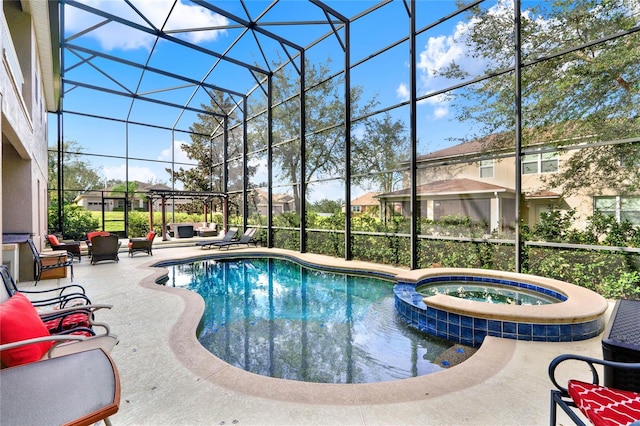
top-left (128, 242), bottom-right (133, 249)
top-left (48, 235), bottom-right (60, 246)
top-left (568, 379), bottom-right (640, 426)
top-left (146, 231), bottom-right (155, 241)
top-left (0, 293), bottom-right (54, 366)
top-left (42, 312), bottom-right (91, 333)
top-left (87, 231), bottom-right (101, 242)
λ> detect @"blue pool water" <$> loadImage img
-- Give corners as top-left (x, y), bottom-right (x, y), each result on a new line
top-left (159, 257), bottom-right (454, 384)
top-left (417, 282), bottom-right (558, 305)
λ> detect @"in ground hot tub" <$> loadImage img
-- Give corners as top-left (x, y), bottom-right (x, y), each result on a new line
top-left (394, 268), bottom-right (608, 347)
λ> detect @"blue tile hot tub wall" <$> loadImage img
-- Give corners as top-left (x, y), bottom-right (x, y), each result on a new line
top-left (394, 280), bottom-right (605, 347)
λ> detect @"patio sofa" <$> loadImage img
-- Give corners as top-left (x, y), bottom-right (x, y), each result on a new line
top-left (167, 222), bottom-right (218, 238)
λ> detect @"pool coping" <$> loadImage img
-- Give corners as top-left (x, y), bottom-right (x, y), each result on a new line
top-left (137, 248), bottom-right (518, 405)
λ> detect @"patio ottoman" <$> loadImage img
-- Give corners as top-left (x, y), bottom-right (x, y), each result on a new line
top-left (602, 299), bottom-right (640, 391)
top-left (176, 225), bottom-right (194, 238)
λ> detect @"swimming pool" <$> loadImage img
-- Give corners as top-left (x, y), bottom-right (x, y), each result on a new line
top-left (158, 257), bottom-right (455, 384)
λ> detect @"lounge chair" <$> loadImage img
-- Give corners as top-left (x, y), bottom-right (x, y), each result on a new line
top-left (214, 228), bottom-right (258, 250)
top-left (46, 234), bottom-right (83, 262)
top-left (196, 227), bottom-right (238, 249)
top-left (128, 231), bottom-right (156, 257)
top-left (90, 234), bottom-right (121, 265)
top-left (28, 239), bottom-right (74, 284)
top-left (549, 353), bottom-right (640, 425)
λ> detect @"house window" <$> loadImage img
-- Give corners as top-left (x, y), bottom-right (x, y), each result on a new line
top-left (594, 196), bottom-right (640, 225)
top-left (479, 160), bottom-right (494, 178)
top-left (522, 151), bottom-right (558, 174)
top-left (352, 205), bottom-right (362, 213)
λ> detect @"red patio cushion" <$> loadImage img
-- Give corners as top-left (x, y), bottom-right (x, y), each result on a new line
top-left (146, 231), bottom-right (155, 240)
top-left (568, 379), bottom-right (640, 426)
top-left (48, 234), bottom-right (61, 246)
top-left (0, 293), bottom-right (54, 366)
top-left (42, 312), bottom-right (91, 333)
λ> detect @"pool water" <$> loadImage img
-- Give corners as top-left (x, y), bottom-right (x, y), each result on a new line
top-left (160, 257), bottom-right (454, 383)
top-left (417, 282), bottom-right (558, 305)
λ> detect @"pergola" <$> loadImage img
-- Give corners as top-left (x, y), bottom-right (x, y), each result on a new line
top-left (146, 189), bottom-right (227, 241)
top-left (50, 0), bottom-right (640, 271)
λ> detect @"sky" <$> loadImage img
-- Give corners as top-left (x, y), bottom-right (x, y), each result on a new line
top-left (52, 0), bottom-right (529, 202)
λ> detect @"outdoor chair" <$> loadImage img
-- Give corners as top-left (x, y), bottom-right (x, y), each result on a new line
top-left (196, 227), bottom-right (238, 249)
top-left (0, 292), bottom-right (117, 368)
top-left (1, 267), bottom-right (112, 340)
top-left (128, 231), bottom-right (156, 257)
top-left (90, 234), bottom-right (121, 265)
top-left (0, 265), bottom-right (90, 309)
top-left (549, 353), bottom-right (640, 425)
top-left (28, 239), bottom-right (74, 284)
top-left (46, 234), bottom-right (82, 262)
top-left (86, 231), bottom-right (111, 260)
top-left (212, 228), bottom-right (258, 250)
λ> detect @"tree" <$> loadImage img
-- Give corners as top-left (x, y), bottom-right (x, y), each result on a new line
top-left (442, 0), bottom-right (639, 195)
top-left (308, 198), bottom-right (343, 214)
top-left (110, 180), bottom-right (139, 209)
top-left (48, 140), bottom-right (103, 204)
top-left (352, 113), bottom-right (410, 192)
top-left (249, 58), bottom-right (407, 212)
top-left (168, 90), bottom-right (254, 212)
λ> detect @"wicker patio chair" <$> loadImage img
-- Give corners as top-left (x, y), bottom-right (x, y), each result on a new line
top-left (89, 234), bottom-right (121, 265)
top-left (46, 234), bottom-right (82, 262)
top-left (128, 231), bottom-right (156, 257)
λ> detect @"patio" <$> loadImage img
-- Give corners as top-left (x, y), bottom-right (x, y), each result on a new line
top-left (20, 242), bottom-right (609, 425)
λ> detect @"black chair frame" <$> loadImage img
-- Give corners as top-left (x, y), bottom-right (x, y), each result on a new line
top-left (548, 353), bottom-right (640, 426)
top-left (27, 239), bottom-right (75, 284)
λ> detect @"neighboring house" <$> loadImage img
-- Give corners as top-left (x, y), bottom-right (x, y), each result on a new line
top-left (250, 190), bottom-right (295, 216)
top-left (74, 182), bottom-right (191, 212)
top-left (376, 138), bottom-right (639, 234)
top-left (1, 2), bottom-right (57, 280)
top-left (343, 192), bottom-right (381, 215)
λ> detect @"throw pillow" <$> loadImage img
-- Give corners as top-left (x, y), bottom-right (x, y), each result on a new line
top-left (0, 293), bottom-right (54, 366)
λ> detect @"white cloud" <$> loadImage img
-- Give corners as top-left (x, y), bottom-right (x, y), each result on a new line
top-left (432, 106), bottom-right (448, 119)
top-left (102, 164), bottom-right (157, 183)
top-left (396, 83), bottom-right (409, 101)
top-left (64, 0), bottom-right (228, 51)
top-left (157, 139), bottom-right (193, 165)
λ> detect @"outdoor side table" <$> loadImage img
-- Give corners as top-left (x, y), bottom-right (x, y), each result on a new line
top-left (0, 348), bottom-right (121, 426)
top-left (602, 299), bottom-right (640, 391)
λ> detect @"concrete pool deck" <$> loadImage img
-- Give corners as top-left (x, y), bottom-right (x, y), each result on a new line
top-left (21, 242), bottom-right (608, 425)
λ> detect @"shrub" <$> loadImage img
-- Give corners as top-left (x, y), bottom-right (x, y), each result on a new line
top-left (48, 204), bottom-right (100, 240)
top-left (128, 212), bottom-right (151, 237)
top-left (597, 271), bottom-right (640, 300)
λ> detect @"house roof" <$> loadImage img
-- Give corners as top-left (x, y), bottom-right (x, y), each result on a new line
top-left (416, 139), bottom-right (485, 162)
top-left (525, 190), bottom-right (561, 199)
top-left (351, 192), bottom-right (381, 206)
top-left (378, 178), bottom-right (513, 199)
top-left (254, 190), bottom-right (294, 205)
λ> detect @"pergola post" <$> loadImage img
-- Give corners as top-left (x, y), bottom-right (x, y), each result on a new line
top-left (161, 196), bottom-right (167, 241)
